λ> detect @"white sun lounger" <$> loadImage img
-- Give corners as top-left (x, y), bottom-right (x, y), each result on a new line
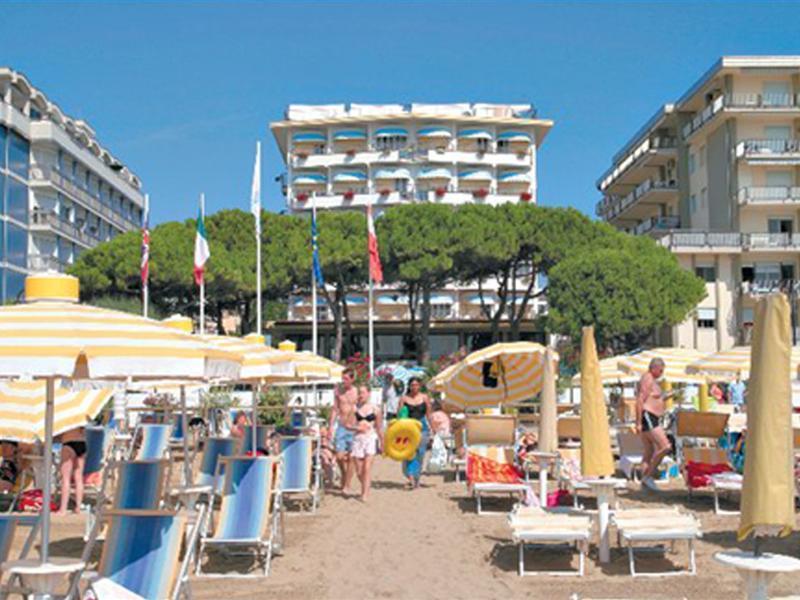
top-left (508, 507), bottom-right (592, 576)
top-left (612, 508), bottom-right (701, 577)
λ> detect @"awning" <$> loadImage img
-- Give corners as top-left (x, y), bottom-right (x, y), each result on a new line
top-left (497, 131), bottom-right (532, 142)
top-left (417, 168), bottom-right (452, 180)
top-left (333, 171), bottom-right (367, 183)
top-left (377, 294), bottom-right (408, 305)
top-left (374, 168), bottom-right (411, 180)
top-left (458, 129), bottom-right (492, 140)
top-left (374, 127), bottom-right (408, 137)
top-left (292, 296), bottom-right (328, 306)
top-left (467, 294), bottom-right (497, 305)
top-left (346, 295), bottom-right (367, 305)
top-left (333, 129), bottom-right (366, 141)
top-left (430, 293), bottom-right (455, 304)
top-left (417, 127), bottom-right (452, 139)
top-left (458, 170), bottom-right (492, 181)
top-left (292, 132), bottom-right (326, 143)
top-left (292, 173), bottom-right (327, 185)
top-left (498, 171), bottom-right (531, 183)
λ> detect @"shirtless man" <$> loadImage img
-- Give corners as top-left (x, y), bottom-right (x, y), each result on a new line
top-left (330, 368), bottom-right (359, 492)
top-left (635, 358), bottom-right (672, 491)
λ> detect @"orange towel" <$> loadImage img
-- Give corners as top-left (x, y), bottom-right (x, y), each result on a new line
top-left (467, 451), bottom-right (523, 484)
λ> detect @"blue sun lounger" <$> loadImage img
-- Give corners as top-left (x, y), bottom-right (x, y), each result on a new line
top-left (132, 424), bottom-right (172, 460)
top-left (196, 437), bottom-right (238, 493)
top-left (240, 425), bottom-right (270, 455)
top-left (195, 456), bottom-right (282, 577)
top-left (279, 436), bottom-right (321, 513)
top-left (0, 514), bottom-right (41, 595)
top-left (84, 426), bottom-right (113, 483)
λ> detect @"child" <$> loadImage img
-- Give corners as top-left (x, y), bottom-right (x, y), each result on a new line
top-left (318, 426), bottom-right (336, 487)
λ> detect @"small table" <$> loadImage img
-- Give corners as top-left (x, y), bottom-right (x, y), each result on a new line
top-left (524, 451), bottom-right (559, 507)
top-left (714, 551), bottom-right (800, 600)
top-left (1, 557), bottom-right (85, 599)
top-left (710, 472), bottom-right (743, 515)
top-left (582, 477), bottom-right (627, 563)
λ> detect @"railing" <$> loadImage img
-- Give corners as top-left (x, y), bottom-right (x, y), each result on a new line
top-left (682, 95), bottom-right (725, 139)
top-left (682, 93), bottom-right (800, 139)
top-left (634, 216), bottom-right (680, 236)
top-left (29, 166), bottom-right (139, 231)
top-left (738, 186), bottom-right (800, 204)
top-left (597, 178), bottom-right (677, 219)
top-left (743, 232), bottom-right (800, 249)
top-left (736, 139), bottom-right (800, 157)
top-left (30, 209), bottom-right (100, 247)
top-left (27, 254), bottom-right (68, 272)
top-left (659, 231), bottom-right (742, 248)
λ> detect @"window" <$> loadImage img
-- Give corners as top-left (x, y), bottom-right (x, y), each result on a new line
top-left (375, 135), bottom-right (407, 152)
top-left (6, 222), bottom-right (27, 268)
top-left (497, 140), bottom-right (511, 153)
top-left (695, 265), bottom-right (716, 282)
top-left (428, 334), bottom-right (459, 359)
top-left (768, 218), bottom-right (793, 234)
top-left (8, 130), bottom-right (29, 178)
top-left (430, 303), bottom-right (452, 320)
top-left (71, 160), bottom-right (78, 182)
top-left (476, 138), bottom-right (490, 153)
top-left (699, 145), bottom-right (706, 168)
top-left (57, 150), bottom-right (64, 173)
top-left (689, 194), bottom-right (698, 213)
top-left (696, 307), bottom-right (716, 329)
top-left (7, 178), bottom-right (28, 224)
top-left (700, 187), bottom-right (707, 209)
top-left (741, 307), bottom-right (754, 326)
top-left (5, 270), bottom-right (26, 302)
top-left (752, 263), bottom-right (781, 291)
top-left (766, 170), bottom-right (793, 187)
top-left (0, 126), bottom-right (6, 170)
top-left (763, 81), bottom-right (791, 106)
top-left (764, 125), bottom-right (791, 140)
top-left (781, 263), bottom-right (795, 281)
top-left (688, 152), bottom-right (696, 175)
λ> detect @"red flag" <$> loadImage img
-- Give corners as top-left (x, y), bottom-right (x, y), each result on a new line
top-left (140, 201), bottom-right (150, 286)
top-left (366, 203), bottom-right (383, 284)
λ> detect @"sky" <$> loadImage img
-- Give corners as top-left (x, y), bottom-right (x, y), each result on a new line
top-left (4, 1), bottom-right (800, 224)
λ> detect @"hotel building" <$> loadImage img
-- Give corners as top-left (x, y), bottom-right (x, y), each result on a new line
top-left (596, 56), bottom-right (800, 352)
top-left (270, 103), bottom-right (552, 359)
top-left (0, 68), bottom-right (144, 302)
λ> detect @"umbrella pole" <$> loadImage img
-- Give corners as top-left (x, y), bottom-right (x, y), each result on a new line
top-left (252, 383), bottom-right (260, 454)
top-left (181, 385), bottom-right (191, 485)
top-left (41, 376), bottom-right (55, 563)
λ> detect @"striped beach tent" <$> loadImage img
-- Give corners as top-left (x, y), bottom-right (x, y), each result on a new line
top-left (0, 380), bottom-right (112, 444)
top-left (431, 342), bottom-right (557, 408)
top-left (617, 348), bottom-right (708, 383)
top-left (686, 345), bottom-right (800, 380)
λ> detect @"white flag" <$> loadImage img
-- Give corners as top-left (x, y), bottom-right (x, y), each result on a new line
top-left (250, 141), bottom-right (262, 236)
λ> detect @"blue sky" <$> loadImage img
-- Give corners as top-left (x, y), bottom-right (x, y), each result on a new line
top-left (4, 1), bottom-right (800, 224)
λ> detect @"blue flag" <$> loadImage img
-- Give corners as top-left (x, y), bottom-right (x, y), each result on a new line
top-left (312, 212), bottom-right (324, 286)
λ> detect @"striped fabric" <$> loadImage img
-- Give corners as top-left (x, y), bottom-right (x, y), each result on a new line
top-left (431, 342), bottom-right (556, 408)
top-left (114, 460), bottom-right (167, 509)
top-left (0, 380), bottom-right (112, 443)
top-left (84, 426), bottom-right (111, 478)
top-left (214, 457), bottom-right (275, 541)
top-left (99, 510), bottom-right (185, 599)
top-left (241, 425), bottom-right (270, 455)
top-left (136, 424), bottom-right (171, 460)
top-left (0, 300), bottom-right (241, 381)
top-left (570, 356), bottom-right (638, 386)
top-left (687, 345), bottom-right (800, 380)
top-left (682, 447), bottom-right (730, 466)
top-left (617, 348), bottom-right (708, 383)
top-left (170, 413), bottom-right (184, 442)
top-left (280, 437), bottom-right (312, 492)
top-left (197, 437), bottom-right (238, 491)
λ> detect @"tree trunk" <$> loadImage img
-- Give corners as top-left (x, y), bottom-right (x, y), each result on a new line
top-left (405, 283), bottom-right (420, 360)
top-left (418, 285), bottom-right (432, 364)
top-left (215, 302), bottom-right (225, 335)
top-left (339, 281), bottom-right (355, 358)
top-left (322, 287), bottom-right (343, 362)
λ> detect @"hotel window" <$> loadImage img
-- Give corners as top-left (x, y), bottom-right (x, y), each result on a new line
top-left (430, 302), bottom-right (452, 320)
top-left (696, 307), bottom-right (716, 329)
top-left (0, 126), bottom-right (6, 170)
top-left (700, 187), bottom-right (707, 209)
top-left (764, 125), bottom-right (791, 140)
top-left (57, 150), bottom-right (64, 173)
top-left (497, 140), bottom-right (511, 153)
top-left (763, 81), bottom-right (791, 107)
top-left (7, 178), bottom-right (28, 224)
top-left (6, 222), bottom-right (27, 268)
top-left (741, 308), bottom-right (754, 327)
top-left (695, 265), bottom-right (716, 282)
top-left (475, 138), bottom-right (490, 153)
top-left (768, 217), bottom-right (793, 234)
top-left (375, 135), bottom-right (407, 152)
top-left (71, 160), bottom-right (78, 182)
top-left (689, 194), bottom-right (697, 213)
top-left (8, 130), bottom-right (29, 179)
top-left (688, 153), bottom-right (696, 175)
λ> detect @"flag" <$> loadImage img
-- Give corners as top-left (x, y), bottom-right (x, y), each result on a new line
top-left (140, 195), bottom-right (150, 286)
top-left (194, 199), bottom-right (210, 286)
top-left (250, 141), bottom-right (261, 236)
top-left (366, 203), bottom-right (383, 283)
top-left (311, 211), bottom-right (324, 286)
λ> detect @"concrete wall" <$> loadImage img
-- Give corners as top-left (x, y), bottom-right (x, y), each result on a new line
top-left (706, 122), bottom-right (733, 231)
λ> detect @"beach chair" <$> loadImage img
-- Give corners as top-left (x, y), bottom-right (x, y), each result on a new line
top-left (240, 425), bottom-right (270, 455)
top-left (507, 506), bottom-right (592, 576)
top-left (617, 431), bottom-right (645, 482)
top-left (131, 423), bottom-right (172, 460)
top-left (84, 426), bottom-right (114, 486)
top-left (611, 508), bottom-right (702, 577)
top-left (0, 514), bottom-right (41, 596)
top-left (84, 508), bottom-right (202, 600)
top-left (279, 436), bottom-right (321, 513)
top-left (675, 411), bottom-right (734, 506)
top-left (196, 437), bottom-right (239, 493)
top-left (557, 416), bottom-right (582, 446)
top-left (195, 456), bottom-right (282, 578)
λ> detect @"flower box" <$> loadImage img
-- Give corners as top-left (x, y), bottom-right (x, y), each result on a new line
top-left (295, 192), bottom-right (309, 202)
top-left (435, 187), bottom-right (447, 197)
top-left (520, 192), bottom-right (533, 202)
top-left (294, 152), bottom-right (308, 160)
top-left (473, 188), bottom-right (489, 199)
top-left (379, 188), bottom-right (391, 196)
top-left (343, 190), bottom-right (355, 200)
top-left (345, 149), bottom-right (356, 157)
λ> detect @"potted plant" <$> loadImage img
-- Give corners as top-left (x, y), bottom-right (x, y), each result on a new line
top-left (379, 188), bottom-right (391, 196)
top-left (520, 191), bottom-right (533, 202)
top-left (473, 188), bottom-right (489, 199)
top-left (295, 151), bottom-right (308, 160)
top-left (345, 148), bottom-right (356, 157)
top-left (296, 192), bottom-right (309, 202)
top-left (343, 190), bottom-right (355, 200)
top-left (434, 187), bottom-right (447, 198)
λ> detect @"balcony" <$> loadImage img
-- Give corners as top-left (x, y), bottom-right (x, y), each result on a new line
top-left (735, 139), bottom-right (800, 162)
top-left (598, 136), bottom-right (677, 192)
top-left (658, 231), bottom-right (742, 251)
top-left (634, 216), bottom-right (680, 236)
top-left (738, 186), bottom-right (800, 205)
top-left (743, 232), bottom-right (800, 250)
top-left (288, 190), bottom-right (525, 211)
top-left (682, 93), bottom-right (800, 139)
top-left (596, 178), bottom-right (678, 220)
top-left (28, 166), bottom-right (138, 231)
top-left (30, 209), bottom-right (100, 247)
top-left (27, 254), bottom-right (69, 273)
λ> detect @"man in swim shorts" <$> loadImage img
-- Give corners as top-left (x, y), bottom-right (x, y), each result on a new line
top-left (330, 368), bottom-right (359, 492)
top-left (635, 358), bottom-right (672, 492)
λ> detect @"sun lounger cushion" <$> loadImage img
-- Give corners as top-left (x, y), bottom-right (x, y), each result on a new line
top-left (467, 448), bottom-right (523, 484)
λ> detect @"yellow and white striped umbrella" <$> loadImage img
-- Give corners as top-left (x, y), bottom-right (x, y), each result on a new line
top-left (432, 342), bottom-right (557, 408)
top-left (428, 361), bottom-right (461, 392)
top-left (0, 380), bottom-right (113, 443)
top-left (617, 347), bottom-right (708, 383)
top-left (570, 356), bottom-right (638, 386)
top-left (687, 346), bottom-right (800, 380)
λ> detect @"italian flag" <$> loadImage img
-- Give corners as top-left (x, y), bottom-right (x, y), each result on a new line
top-left (194, 201), bottom-right (210, 286)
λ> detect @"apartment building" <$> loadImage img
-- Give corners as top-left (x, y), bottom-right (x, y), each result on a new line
top-left (270, 103), bottom-right (553, 360)
top-left (0, 68), bottom-right (144, 302)
top-left (597, 56), bottom-right (800, 352)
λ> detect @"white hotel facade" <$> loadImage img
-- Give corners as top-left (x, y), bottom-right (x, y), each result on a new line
top-left (0, 68), bottom-right (144, 302)
top-left (597, 56), bottom-right (800, 352)
top-left (270, 103), bottom-right (552, 359)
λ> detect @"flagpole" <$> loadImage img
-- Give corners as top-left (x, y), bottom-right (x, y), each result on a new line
top-left (142, 193), bottom-right (149, 319)
top-left (254, 142), bottom-right (262, 336)
top-left (367, 201), bottom-right (375, 380)
top-left (311, 195), bottom-right (318, 356)
top-left (199, 193), bottom-right (206, 336)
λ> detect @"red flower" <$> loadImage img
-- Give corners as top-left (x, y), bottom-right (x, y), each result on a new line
top-left (346, 149), bottom-right (356, 157)
top-left (379, 188), bottom-right (391, 196)
top-left (296, 192), bottom-right (309, 202)
top-left (520, 192), bottom-right (533, 202)
top-left (343, 190), bottom-right (355, 200)
top-left (473, 188), bottom-right (489, 198)
top-left (295, 151), bottom-right (308, 160)
top-left (435, 187), bottom-right (446, 197)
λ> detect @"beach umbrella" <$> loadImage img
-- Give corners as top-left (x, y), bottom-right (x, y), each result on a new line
top-left (687, 345), bottom-right (800, 381)
top-left (617, 347), bottom-right (707, 384)
top-left (0, 380), bottom-right (113, 444)
top-left (579, 326), bottom-right (614, 477)
top-left (428, 361), bottom-right (461, 393)
top-left (738, 294), bottom-right (795, 542)
top-left (0, 273), bottom-right (241, 563)
top-left (430, 342), bottom-right (555, 409)
top-left (538, 347), bottom-right (558, 454)
top-left (570, 355), bottom-right (638, 386)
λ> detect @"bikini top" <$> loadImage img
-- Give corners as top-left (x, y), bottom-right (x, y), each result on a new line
top-left (355, 410), bottom-right (376, 423)
top-left (406, 402), bottom-right (427, 421)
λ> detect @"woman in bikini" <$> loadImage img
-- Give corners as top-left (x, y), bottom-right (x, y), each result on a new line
top-left (351, 386), bottom-right (382, 501)
top-left (56, 426), bottom-right (86, 515)
top-left (397, 377), bottom-right (433, 489)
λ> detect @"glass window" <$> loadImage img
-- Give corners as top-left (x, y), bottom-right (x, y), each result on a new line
top-left (766, 171), bottom-right (793, 187)
top-left (695, 265), bottom-right (716, 282)
top-left (763, 82), bottom-right (791, 106)
top-left (428, 334), bottom-right (459, 359)
top-left (688, 153), bottom-right (696, 174)
top-left (5, 270), bottom-right (26, 302)
top-left (8, 130), bottom-right (29, 178)
top-left (7, 178), bottom-right (28, 224)
top-left (768, 218), bottom-right (793, 234)
top-left (741, 307), bottom-right (754, 325)
top-left (696, 307), bottom-right (716, 329)
top-left (0, 126), bottom-right (6, 170)
top-left (764, 125), bottom-right (791, 140)
top-left (71, 160), bottom-right (78, 181)
top-left (57, 150), bottom-right (64, 173)
top-left (6, 222), bottom-right (27, 268)
top-left (430, 303), bottom-right (452, 319)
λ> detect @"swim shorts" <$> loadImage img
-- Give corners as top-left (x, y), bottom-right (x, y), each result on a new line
top-left (334, 425), bottom-right (355, 453)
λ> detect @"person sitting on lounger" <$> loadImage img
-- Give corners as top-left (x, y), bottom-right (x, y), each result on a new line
top-left (635, 358), bottom-right (672, 492)
top-left (230, 411), bottom-right (250, 440)
top-left (0, 440), bottom-right (19, 494)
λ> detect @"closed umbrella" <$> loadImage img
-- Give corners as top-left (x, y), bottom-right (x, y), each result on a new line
top-left (538, 347), bottom-right (558, 453)
top-left (570, 356), bottom-right (638, 386)
top-left (579, 327), bottom-right (614, 477)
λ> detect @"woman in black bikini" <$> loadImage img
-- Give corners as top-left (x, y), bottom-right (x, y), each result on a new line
top-left (397, 377), bottom-right (433, 489)
top-left (56, 427), bottom-right (86, 515)
top-left (351, 386), bottom-right (382, 501)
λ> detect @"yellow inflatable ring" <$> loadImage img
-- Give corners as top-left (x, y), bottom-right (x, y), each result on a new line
top-left (384, 418), bottom-right (422, 461)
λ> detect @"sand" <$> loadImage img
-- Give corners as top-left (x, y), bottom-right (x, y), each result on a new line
top-left (9, 457), bottom-right (800, 599)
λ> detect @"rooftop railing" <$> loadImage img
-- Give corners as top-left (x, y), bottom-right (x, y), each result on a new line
top-left (682, 93), bottom-right (800, 138)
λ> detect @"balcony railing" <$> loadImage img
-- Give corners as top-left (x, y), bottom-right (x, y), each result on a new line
top-left (738, 186), bottom-right (800, 204)
top-left (659, 231), bottom-right (742, 248)
top-left (682, 93), bottom-right (800, 138)
top-left (743, 232), bottom-right (800, 249)
top-left (27, 254), bottom-right (68, 272)
top-left (597, 178), bottom-right (677, 219)
top-left (30, 209), bottom-right (100, 247)
top-left (634, 216), bottom-right (680, 236)
top-left (736, 138), bottom-right (800, 158)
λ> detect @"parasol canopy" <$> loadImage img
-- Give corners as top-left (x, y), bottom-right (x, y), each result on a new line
top-left (617, 347), bottom-right (707, 384)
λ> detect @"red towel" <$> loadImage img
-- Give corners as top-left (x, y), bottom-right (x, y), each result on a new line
top-left (467, 453), bottom-right (523, 484)
top-left (684, 461), bottom-right (732, 489)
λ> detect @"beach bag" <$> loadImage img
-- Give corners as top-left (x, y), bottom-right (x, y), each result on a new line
top-left (18, 489), bottom-right (58, 513)
top-left (428, 434), bottom-right (447, 473)
top-left (547, 489), bottom-right (573, 508)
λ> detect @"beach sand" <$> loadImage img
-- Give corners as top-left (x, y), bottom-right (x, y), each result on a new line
top-left (10, 457), bottom-right (800, 599)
